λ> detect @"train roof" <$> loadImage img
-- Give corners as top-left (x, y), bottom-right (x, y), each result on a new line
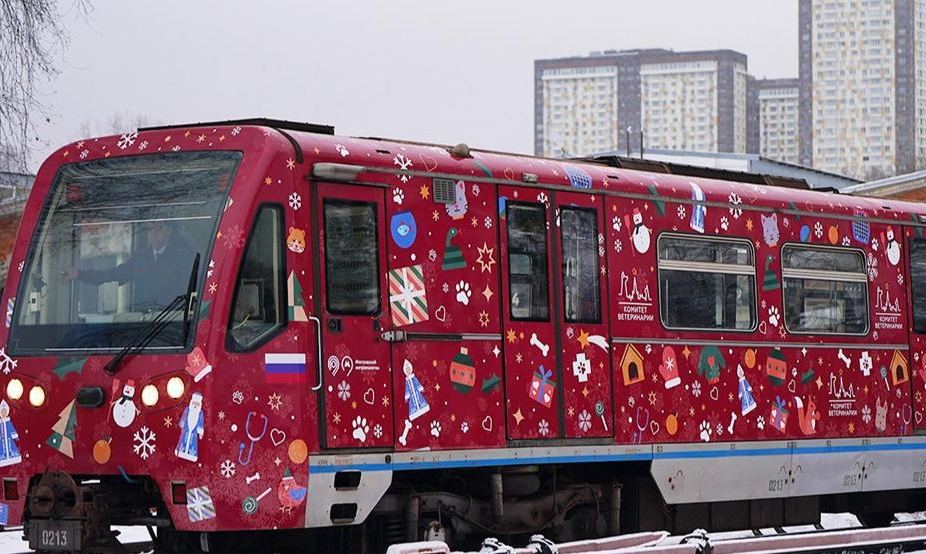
top-left (140, 118), bottom-right (926, 226)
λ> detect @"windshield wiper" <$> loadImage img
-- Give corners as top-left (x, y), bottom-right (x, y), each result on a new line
top-left (181, 253), bottom-right (201, 345)
top-left (104, 254), bottom-right (201, 375)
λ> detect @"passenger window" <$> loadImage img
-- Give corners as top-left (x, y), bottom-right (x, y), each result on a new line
top-left (507, 202), bottom-right (550, 321)
top-left (782, 244), bottom-right (868, 334)
top-left (658, 234), bottom-right (756, 330)
top-left (324, 200), bottom-right (380, 315)
top-left (911, 239), bottom-right (926, 333)
top-left (561, 207), bottom-right (600, 323)
top-left (228, 205), bottom-right (285, 351)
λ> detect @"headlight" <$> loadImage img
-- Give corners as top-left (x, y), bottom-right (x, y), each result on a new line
top-left (6, 378), bottom-right (23, 401)
top-left (28, 385), bottom-right (45, 407)
top-left (166, 376), bottom-right (185, 399)
top-left (141, 384), bottom-right (159, 407)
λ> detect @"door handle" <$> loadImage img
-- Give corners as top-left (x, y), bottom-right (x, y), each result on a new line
top-left (309, 315), bottom-right (323, 391)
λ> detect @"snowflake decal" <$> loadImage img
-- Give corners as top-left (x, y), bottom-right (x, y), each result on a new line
top-left (614, 239), bottom-right (623, 253)
top-left (861, 405), bottom-right (872, 424)
top-left (231, 126), bottom-right (242, 136)
top-left (538, 419), bottom-right (550, 436)
top-left (133, 426), bottom-right (156, 460)
top-left (484, 216), bottom-right (493, 229)
top-left (814, 222), bottom-right (824, 238)
top-left (677, 205), bottom-right (686, 219)
top-left (373, 424), bottom-right (383, 439)
top-left (220, 459), bottom-right (236, 478)
top-left (337, 381), bottom-right (351, 401)
top-left (117, 131), bottom-right (138, 150)
top-left (393, 154), bottom-right (414, 183)
top-left (537, 192), bottom-right (550, 208)
top-left (728, 193), bottom-right (743, 219)
top-left (288, 192), bottom-right (302, 211)
top-left (0, 347), bottom-right (17, 375)
top-left (138, 140), bottom-right (149, 151)
top-left (691, 381), bottom-right (702, 398)
top-left (223, 225), bottom-right (245, 249)
top-left (867, 254), bottom-right (879, 281)
top-left (578, 410), bottom-right (592, 432)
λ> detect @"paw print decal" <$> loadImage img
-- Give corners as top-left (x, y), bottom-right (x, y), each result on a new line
top-left (455, 281), bottom-right (471, 306)
top-left (699, 420), bottom-right (712, 442)
top-left (351, 417), bottom-right (370, 443)
top-left (392, 188), bottom-right (405, 205)
top-left (335, 144), bottom-right (350, 157)
top-left (768, 306), bottom-right (780, 327)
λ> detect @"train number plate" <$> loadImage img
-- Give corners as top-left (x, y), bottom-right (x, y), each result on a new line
top-left (28, 519), bottom-right (81, 551)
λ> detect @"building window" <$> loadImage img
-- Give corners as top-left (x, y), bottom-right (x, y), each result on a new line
top-left (657, 234), bottom-right (756, 331)
top-left (324, 200), bottom-right (380, 315)
top-left (507, 202), bottom-right (550, 321)
top-left (228, 205), bottom-right (286, 351)
top-left (560, 207), bottom-right (600, 323)
top-left (782, 244), bottom-right (868, 334)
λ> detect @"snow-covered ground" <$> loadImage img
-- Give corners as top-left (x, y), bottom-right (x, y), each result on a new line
top-left (0, 526), bottom-right (150, 554)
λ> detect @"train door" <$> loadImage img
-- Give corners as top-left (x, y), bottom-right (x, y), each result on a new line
top-left (908, 234), bottom-right (926, 432)
top-left (552, 191), bottom-right (613, 438)
top-left (313, 182), bottom-right (394, 448)
top-left (498, 186), bottom-right (561, 439)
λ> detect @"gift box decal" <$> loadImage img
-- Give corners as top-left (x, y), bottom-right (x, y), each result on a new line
top-left (770, 396), bottom-right (789, 433)
top-left (187, 486), bottom-right (216, 522)
top-left (389, 264), bottom-right (429, 327)
top-left (529, 366), bottom-right (556, 408)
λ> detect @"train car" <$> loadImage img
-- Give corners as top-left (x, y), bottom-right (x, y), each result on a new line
top-left (1, 119), bottom-right (926, 553)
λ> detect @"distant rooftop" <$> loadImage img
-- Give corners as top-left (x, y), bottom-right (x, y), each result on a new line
top-left (840, 169), bottom-right (926, 198)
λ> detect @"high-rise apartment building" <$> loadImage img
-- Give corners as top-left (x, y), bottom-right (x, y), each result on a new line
top-left (799, 0), bottom-right (926, 179)
top-left (535, 49), bottom-right (748, 158)
top-left (749, 79), bottom-right (801, 165)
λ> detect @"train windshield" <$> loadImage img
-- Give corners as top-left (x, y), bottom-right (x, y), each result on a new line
top-left (9, 151), bottom-right (240, 353)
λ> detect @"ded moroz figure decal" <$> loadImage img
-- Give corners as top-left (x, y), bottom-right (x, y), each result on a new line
top-left (176, 392), bottom-right (206, 462)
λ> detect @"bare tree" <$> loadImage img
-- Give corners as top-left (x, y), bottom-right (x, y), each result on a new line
top-left (0, 1), bottom-right (90, 172)
top-left (78, 112), bottom-right (160, 140)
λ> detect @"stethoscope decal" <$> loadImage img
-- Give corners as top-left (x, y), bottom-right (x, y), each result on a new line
top-left (238, 411), bottom-right (268, 466)
top-left (632, 407), bottom-right (650, 444)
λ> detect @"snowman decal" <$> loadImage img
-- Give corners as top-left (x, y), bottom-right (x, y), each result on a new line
top-left (111, 379), bottom-right (140, 428)
top-left (886, 227), bottom-right (901, 266)
top-left (630, 208), bottom-right (651, 254)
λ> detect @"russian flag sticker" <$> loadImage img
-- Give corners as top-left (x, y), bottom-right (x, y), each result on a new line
top-left (264, 353), bottom-right (307, 384)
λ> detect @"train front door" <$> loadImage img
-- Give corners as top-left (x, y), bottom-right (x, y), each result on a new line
top-left (314, 182), bottom-right (394, 449)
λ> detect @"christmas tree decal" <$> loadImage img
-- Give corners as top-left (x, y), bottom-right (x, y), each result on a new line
top-left (287, 272), bottom-right (308, 322)
top-left (46, 400), bottom-right (77, 458)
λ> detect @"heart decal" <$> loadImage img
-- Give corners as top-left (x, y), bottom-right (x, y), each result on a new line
top-left (758, 321), bottom-right (768, 334)
top-left (419, 154), bottom-right (438, 172)
top-left (650, 420), bottom-right (660, 436)
top-left (504, 168), bottom-right (516, 181)
top-left (916, 411), bottom-right (923, 425)
top-left (482, 415), bottom-right (493, 432)
top-left (710, 386), bottom-right (719, 401)
top-left (364, 388), bottom-right (375, 405)
top-left (434, 305), bottom-right (447, 322)
top-left (788, 379), bottom-right (797, 393)
top-left (270, 428), bottom-right (286, 447)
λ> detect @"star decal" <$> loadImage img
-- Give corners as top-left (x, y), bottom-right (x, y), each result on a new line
top-left (816, 376), bottom-right (823, 389)
top-left (420, 184), bottom-right (430, 199)
top-left (745, 218), bottom-right (753, 231)
top-left (268, 393), bottom-right (283, 411)
top-left (163, 416), bottom-right (173, 428)
top-left (286, 158), bottom-right (295, 170)
top-left (506, 329), bottom-right (517, 343)
top-left (479, 311), bottom-right (490, 327)
top-left (476, 243), bottom-right (496, 273)
top-left (577, 330), bottom-right (590, 349)
top-left (513, 408), bottom-right (525, 425)
top-left (492, 345), bottom-right (501, 357)
top-left (682, 345), bottom-right (692, 359)
top-left (264, 176), bottom-right (273, 186)
top-left (482, 285), bottom-right (494, 302)
top-left (333, 412), bottom-right (341, 424)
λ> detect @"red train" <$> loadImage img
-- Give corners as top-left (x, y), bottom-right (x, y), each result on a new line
top-left (1, 119), bottom-right (926, 553)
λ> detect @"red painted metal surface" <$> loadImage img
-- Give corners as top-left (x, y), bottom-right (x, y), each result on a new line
top-left (0, 125), bottom-right (924, 533)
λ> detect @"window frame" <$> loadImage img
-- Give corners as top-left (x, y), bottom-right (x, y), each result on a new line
top-left (226, 203), bottom-right (288, 352)
top-left (559, 206), bottom-right (601, 324)
top-left (781, 242), bottom-right (869, 336)
top-left (506, 200), bottom-right (551, 322)
top-left (656, 232), bottom-right (758, 333)
top-left (910, 238), bottom-right (926, 334)
top-left (322, 198), bottom-right (382, 316)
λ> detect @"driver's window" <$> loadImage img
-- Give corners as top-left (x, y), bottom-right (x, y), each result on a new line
top-left (227, 205), bottom-right (286, 351)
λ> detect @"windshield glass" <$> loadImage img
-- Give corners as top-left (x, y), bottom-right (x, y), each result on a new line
top-left (10, 151), bottom-right (240, 353)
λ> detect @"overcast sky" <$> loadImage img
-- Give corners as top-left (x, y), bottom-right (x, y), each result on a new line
top-left (31, 0), bottom-right (796, 169)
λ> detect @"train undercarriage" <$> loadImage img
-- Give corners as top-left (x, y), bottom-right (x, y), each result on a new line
top-left (15, 462), bottom-right (926, 554)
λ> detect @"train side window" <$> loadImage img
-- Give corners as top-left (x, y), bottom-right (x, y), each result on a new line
top-left (561, 207), bottom-right (600, 323)
top-left (323, 200), bottom-right (380, 315)
top-left (227, 205), bottom-right (286, 351)
top-left (657, 234), bottom-right (756, 331)
top-left (782, 244), bottom-right (868, 334)
top-left (909, 239), bottom-right (926, 332)
top-left (507, 202), bottom-right (550, 321)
